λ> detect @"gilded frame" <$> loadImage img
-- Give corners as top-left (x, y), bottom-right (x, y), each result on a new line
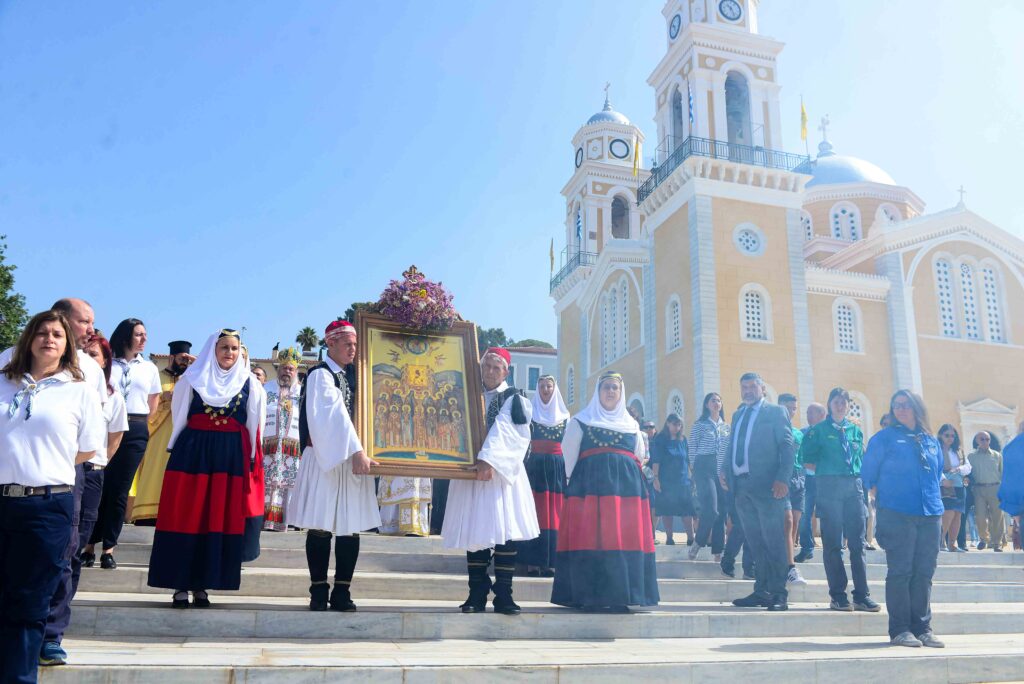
top-left (356, 312), bottom-right (485, 480)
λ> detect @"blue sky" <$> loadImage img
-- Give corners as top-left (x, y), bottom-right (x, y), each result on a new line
top-left (1, 1), bottom-right (1020, 357)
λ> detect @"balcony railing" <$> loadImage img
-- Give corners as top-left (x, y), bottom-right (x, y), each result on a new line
top-left (549, 250), bottom-right (597, 293)
top-left (638, 136), bottom-right (809, 204)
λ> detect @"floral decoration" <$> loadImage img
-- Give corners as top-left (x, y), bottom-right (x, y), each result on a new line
top-left (376, 266), bottom-right (459, 330)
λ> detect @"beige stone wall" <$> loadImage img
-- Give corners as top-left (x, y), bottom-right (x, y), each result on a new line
top-left (557, 301), bottom-right (582, 410)
top-left (711, 197), bottom-right (798, 409)
top-left (803, 196), bottom-right (917, 241)
top-left (652, 202), bottom-right (694, 424)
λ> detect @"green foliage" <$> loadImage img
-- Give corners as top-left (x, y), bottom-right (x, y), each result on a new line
top-left (344, 301), bottom-right (377, 324)
top-left (511, 338), bottom-right (553, 349)
top-left (0, 236), bottom-right (28, 349)
top-left (295, 326), bottom-right (319, 351)
top-left (475, 326), bottom-right (510, 355)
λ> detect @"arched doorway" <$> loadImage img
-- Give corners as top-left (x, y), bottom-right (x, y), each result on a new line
top-left (725, 71), bottom-right (752, 149)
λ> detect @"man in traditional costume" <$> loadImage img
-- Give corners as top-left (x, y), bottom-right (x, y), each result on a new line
top-left (441, 347), bottom-right (539, 615)
top-left (287, 320), bottom-right (380, 612)
top-left (519, 375), bottom-right (570, 577)
top-left (130, 340), bottom-right (193, 525)
top-left (262, 347), bottom-right (304, 531)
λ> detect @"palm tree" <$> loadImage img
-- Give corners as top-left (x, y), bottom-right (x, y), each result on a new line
top-left (296, 326), bottom-right (319, 352)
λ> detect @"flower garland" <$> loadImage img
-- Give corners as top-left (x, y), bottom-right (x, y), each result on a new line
top-left (376, 266), bottom-right (459, 330)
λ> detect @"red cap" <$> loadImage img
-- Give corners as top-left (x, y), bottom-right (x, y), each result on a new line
top-left (483, 347), bottom-right (511, 368)
top-left (325, 319), bottom-right (356, 340)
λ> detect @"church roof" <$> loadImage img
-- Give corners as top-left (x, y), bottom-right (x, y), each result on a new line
top-left (586, 96), bottom-right (631, 126)
top-left (796, 140), bottom-right (896, 188)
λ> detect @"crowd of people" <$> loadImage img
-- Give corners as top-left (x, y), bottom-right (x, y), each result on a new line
top-left (2, 298), bottom-right (1023, 682)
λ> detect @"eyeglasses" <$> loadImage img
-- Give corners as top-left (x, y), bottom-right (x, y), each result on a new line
top-left (892, 402), bottom-right (913, 410)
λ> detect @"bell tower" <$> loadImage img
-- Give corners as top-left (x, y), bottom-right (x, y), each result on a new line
top-left (650, 0), bottom-right (781, 158)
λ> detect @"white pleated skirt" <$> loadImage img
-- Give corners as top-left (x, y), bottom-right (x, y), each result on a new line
top-left (287, 447), bottom-right (382, 536)
top-left (441, 469), bottom-right (540, 552)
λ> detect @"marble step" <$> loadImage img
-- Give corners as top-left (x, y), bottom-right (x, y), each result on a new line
top-left (106, 543), bottom-right (1024, 582)
top-left (76, 566), bottom-right (1024, 603)
top-left (40, 633), bottom-right (1024, 683)
top-left (66, 594), bottom-right (1024, 640)
top-left (113, 526), bottom-right (1024, 565)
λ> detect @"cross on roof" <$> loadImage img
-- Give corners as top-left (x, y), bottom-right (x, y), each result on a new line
top-left (958, 185), bottom-right (967, 204)
top-left (818, 115), bottom-right (831, 142)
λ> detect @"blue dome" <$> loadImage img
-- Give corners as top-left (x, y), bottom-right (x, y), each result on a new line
top-left (797, 141), bottom-right (895, 188)
top-left (586, 97), bottom-right (631, 126)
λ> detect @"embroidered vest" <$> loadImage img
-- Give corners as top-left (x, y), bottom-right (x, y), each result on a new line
top-left (298, 361), bottom-right (357, 451)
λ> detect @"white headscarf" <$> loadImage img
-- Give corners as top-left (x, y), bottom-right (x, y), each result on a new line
top-left (573, 372), bottom-right (638, 433)
top-left (530, 376), bottom-right (570, 427)
top-left (182, 331), bottom-right (251, 407)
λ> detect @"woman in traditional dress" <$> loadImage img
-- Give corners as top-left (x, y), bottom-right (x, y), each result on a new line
top-left (650, 413), bottom-right (695, 546)
top-left (147, 329), bottom-right (266, 608)
top-left (520, 375), bottom-right (569, 577)
top-left (552, 372), bottom-right (659, 611)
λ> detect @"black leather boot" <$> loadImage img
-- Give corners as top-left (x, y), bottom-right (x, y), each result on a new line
top-left (460, 549), bottom-right (492, 613)
top-left (492, 543), bottom-right (521, 615)
top-left (309, 582), bottom-right (329, 611)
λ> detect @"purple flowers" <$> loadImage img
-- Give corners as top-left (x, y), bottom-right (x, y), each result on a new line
top-left (376, 266), bottom-right (459, 330)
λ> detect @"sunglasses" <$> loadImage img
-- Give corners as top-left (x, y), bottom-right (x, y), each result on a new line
top-left (892, 401), bottom-right (913, 410)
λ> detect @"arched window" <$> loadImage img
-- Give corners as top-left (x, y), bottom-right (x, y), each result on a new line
top-left (666, 296), bottom-right (682, 352)
top-left (833, 299), bottom-right (862, 353)
top-left (620, 278), bottom-right (630, 352)
top-left (610, 286), bottom-right (620, 361)
top-left (667, 391), bottom-right (685, 422)
top-left (628, 396), bottom-right (646, 421)
top-left (981, 264), bottom-right (1005, 343)
top-left (876, 203), bottom-right (901, 225)
top-left (801, 210), bottom-right (814, 241)
top-left (724, 71), bottom-right (752, 147)
top-left (830, 202), bottom-right (861, 241)
top-left (670, 86), bottom-right (684, 149)
top-left (740, 285), bottom-right (771, 342)
top-left (959, 262), bottom-right (981, 340)
top-left (934, 257), bottom-right (958, 338)
top-left (847, 391), bottom-right (873, 439)
top-left (566, 366), bottom-right (575, 406)
top-left (611, 196), bottom-right (630, 239)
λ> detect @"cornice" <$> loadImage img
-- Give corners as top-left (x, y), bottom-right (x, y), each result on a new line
top-left (804, 265), bottom-right (890, 302)
top-left (804, 182), bottom-right (926, 214)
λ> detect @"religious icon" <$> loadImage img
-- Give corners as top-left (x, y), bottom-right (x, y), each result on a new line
top-left (356, 312), bottom-right (485, 479)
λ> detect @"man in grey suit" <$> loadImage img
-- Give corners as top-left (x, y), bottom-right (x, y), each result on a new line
top-left (719, 372), bottom-right (796, 611)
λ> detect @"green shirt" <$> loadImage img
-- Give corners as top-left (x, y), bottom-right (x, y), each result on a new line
top-left (800, 419), bottom-right (864, 476)
top-left (791, 427), bottom-right (804, 473)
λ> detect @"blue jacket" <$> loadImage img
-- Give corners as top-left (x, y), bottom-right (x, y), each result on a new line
top-left (862, 425), bottom-right (943, 517)
top-left (999, 434), bottom-right (1024, 516)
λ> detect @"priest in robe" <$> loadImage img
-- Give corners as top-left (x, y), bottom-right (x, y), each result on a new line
top-left (287, 320), bottom-right (381, 611)
top-left (441, 347), bottom-right (539, 615)
top-left (262, 347), bottom-right (304, 531)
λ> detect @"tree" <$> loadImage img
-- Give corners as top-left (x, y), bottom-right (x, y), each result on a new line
top-left (296, 326), bottom-right (319, 352)
top-left (344, 301), bottom-right (377, 324)
top-left (475, 326), bottom-right (510, 355)
top-left (511, 338), bottom-right (553, 349)
top-left (0, 236), bottom-right (28, 349)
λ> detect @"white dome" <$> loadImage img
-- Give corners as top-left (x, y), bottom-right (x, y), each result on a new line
top-left (797, 141), bottom-right (896, 188)
top-left (586, 97), bottom-right (631, 126)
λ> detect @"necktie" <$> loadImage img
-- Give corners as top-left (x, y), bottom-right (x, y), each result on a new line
top-left (734, 406), bottom-right (753, 468)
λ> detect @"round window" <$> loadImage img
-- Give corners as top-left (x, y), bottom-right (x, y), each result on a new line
top-left (733, 223), bottom-right (765, 256)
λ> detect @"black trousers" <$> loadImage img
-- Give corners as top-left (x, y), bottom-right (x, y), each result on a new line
top-left (0, 491), bottom-right (73, 684)
top-left (91, 419), bottom-right (148, 550)
top-left (693, 459), bottom-right (726, 553)
top-left (734, 477), bottom-right (789, 600)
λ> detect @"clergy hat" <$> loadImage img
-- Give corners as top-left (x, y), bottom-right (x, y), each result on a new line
top-left (168, 340), bottom-right (192, 355)
top-left (483, 347), bottom-right (511, 368)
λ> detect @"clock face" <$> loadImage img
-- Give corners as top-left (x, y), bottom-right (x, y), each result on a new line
top-left (719, 0), bottom-right (742, 21)
top-left (575, 147), bottom-right (583, 168)
top-left (669, 13), bottom-right (681, 39)
top-left (609, 138), bottom-right (630, 160)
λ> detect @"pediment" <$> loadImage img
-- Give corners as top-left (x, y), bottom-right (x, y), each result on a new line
top-left (958, 397), bottom-right (1017, 416)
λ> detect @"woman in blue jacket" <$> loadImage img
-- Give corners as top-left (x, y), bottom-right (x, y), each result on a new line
top-left (861, 390), bottom-right (944, 649)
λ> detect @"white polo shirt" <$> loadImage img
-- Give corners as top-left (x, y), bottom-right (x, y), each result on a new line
top-left (91, 389), bottom-right (128, 467)
top-left (0, 371), bottom-right (104, 486)
top-left (0, 346), bottom-right (106, 406)
top-left (110, 355), bottom-right (162, 415)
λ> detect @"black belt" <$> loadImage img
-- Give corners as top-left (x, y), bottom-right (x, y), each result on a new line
top-left (127, 414), bottom-right (149, 423)
top-left (1, 484), bottom-right (74, 498)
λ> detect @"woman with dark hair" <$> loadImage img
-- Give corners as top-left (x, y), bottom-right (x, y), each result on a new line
top-left (0, 311), bottom-right (102, 682)
top-left (688, 392), bottom-right (729, 561)
top-left (862, 390), bottom-right (944, 648)
top-left (87, 318), bottom-right (162, 569)
top-left (937, 424), bottom-right (970, 552)
top-left (800, 387), bottom-right (878, 612)
top-left (650, 413), bottom-right (694, 546)
top-left (147, 329), bottom-right (266, 607)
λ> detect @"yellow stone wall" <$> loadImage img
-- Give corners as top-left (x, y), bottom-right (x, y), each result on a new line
top-left (557, 301), bottom-right (582, 410)
top-left (652, 202), bottom-right (694, 423)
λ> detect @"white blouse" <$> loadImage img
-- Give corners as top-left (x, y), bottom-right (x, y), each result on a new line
top-left (90, 389), bottom-right (129, 467)
top-left (110, 355), bottom-right (162, 414)
top-left (0, 371), bottom-right (104, 486)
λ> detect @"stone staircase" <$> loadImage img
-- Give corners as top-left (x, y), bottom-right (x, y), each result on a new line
top-left (43, 526), bottom-right (1024, 682)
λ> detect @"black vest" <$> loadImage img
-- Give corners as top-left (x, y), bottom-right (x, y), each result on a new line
top-left (298, 361), bottom-right (357, 451)
top-left (486, 386), bottom-right (528, 429)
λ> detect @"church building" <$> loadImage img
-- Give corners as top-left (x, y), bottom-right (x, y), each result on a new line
top-left (551, 0), bottom-right (1024, 443)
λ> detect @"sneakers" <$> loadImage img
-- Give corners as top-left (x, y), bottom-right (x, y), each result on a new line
top-left (918, 632), bottom-right (945, 648)
top-left (890, 631), bottom-right (922, 647)
top-left (687, 543), bottom-right (702, 561)
top-left (794, 549), bottom-right (814, 563)
top-left (977, 541), bottom-right (987, 550)
top-left (720, 564), bottom-right (736, 578)
top-left (829, 596), bottom-right (854, 612)
top-left (786, 566), bottom-right (807, 586)
top-left (732, 592), bottom-right (770, 608)
top-left (853, 597), bottom-right (881, 612)
top-left (38, 641), bottom-right (67, 666)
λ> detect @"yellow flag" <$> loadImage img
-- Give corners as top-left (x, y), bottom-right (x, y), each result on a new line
top-left (800, 98), bottom-right (808, 142)
top-left (549, 238), bottom-right (555, 274)
top-left (632, 136), bottom-right (641, 177)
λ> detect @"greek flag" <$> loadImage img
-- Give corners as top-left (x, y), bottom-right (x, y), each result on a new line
top-left (575, 208), bottom-right (582, 243)
top-left (687, 80), bottom-right (695, 126)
